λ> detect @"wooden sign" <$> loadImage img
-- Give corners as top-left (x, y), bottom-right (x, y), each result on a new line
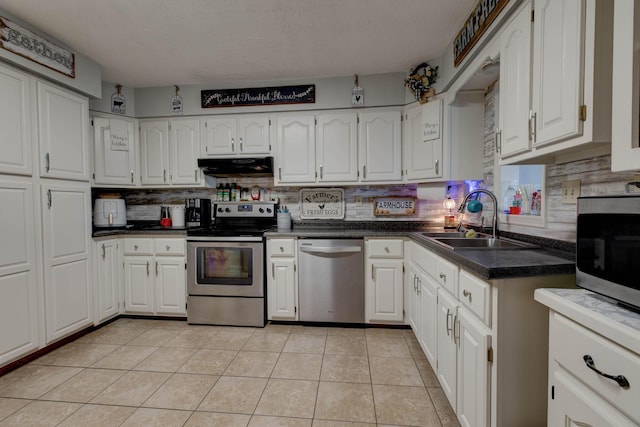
top-left (453, 0), bottom-right (509, 67)
top-left (299, 188), bottom-right (344, 219)
top-left (374, 197), bottom-right (416, 216)
top-left (202, 84), bottom-right (315, 108)
top-left (0, 16), bottom-right (75, 77)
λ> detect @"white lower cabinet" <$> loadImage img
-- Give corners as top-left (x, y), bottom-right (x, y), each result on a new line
top-left (437, 287), bottom-right (459, 408)
top-left (41, 180), bottom-right (92, 343)
top-left (0, 176), bottom-right (39, 366)
top-left (266, 238), bottom-right (298, 321)
top-left (365, 239), bottom-right (404, 324)
top-left (123, 237), bottom-right (186, 316)
top-left (94, 239), bottom-right (121, 323)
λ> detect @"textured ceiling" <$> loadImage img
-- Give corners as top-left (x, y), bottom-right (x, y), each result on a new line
top-left (0, 0), bottom-right (475, 88)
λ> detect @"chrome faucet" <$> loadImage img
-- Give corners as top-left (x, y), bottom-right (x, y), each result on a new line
top-left (456, 189), bottom-right (499, 239)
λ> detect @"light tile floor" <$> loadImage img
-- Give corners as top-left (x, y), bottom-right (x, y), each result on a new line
top-left (0, 319), bottom-right (460, 426)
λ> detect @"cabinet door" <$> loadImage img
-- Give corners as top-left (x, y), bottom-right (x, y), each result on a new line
top-left (316, 113), bottom-right (358, 182)
top-left (95, 239), bottom-right (120, 323)
top-left (366, 259), bottom-right (404, 323)
top-left (124, 256), bottom-right (154, 313)
top-left (456, 308), bottom-right (491, 427)
top-left (93, 117), bottom-right (137, 186)
top-left (38, 82), bottom-right (90, 181)
top-left (41, 181), bottom-right (92, 343)
top-left (358, 111), bottom-right (402, 182)
top-left (531, 0), bottom-right (584, 146)
top-left (268, 258), bottom-right (297, 320)
top-left (140, 121), bottom-right (170, 185)
top-left (0, 63), bottom-right (33, 176)
top-left (418, 271), bottom-right (438, 367)
top-left (237, 115), bottom-right (271, 154)
top-left (201, 117), bottom-right (236, 156)
top-left (155, 257), bottom-right (186, 315)
top-left (404, 101), bottom-right (443, 181)
top-left (404, 259), bottom-right (419, 332)
top-left (275, 115), bottom-right (316, 183)
top-left (169, 119), bottom-right (200, 185)
top-left (0, 177), bottom-right (39, 365)
top-left (611, 0), bottom-right (640, 172)
top-left (437, 288), bottom-right (458, 410)
top-left (499, 4), bottom-right (532, 158)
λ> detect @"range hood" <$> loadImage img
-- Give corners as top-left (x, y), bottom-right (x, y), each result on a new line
top-left (198, 156), bottom-right (274, 177)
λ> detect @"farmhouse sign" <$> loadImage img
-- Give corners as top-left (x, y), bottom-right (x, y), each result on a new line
top-left (299, 188), bottom-right (345, 220)
top-left (453, 0), bottom-right (509, 67)
top-left (373, 197), bottom-right (416, 216)
top-left (202, 84), bottom-right (315, 108)
top-left (0, 16), bottom-right (75, 77)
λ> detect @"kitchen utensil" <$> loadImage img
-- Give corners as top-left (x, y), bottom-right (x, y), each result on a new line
top-left (467, 199), bottom-right (483, 213)
top-left (160, 206), bottom-right (172, 227)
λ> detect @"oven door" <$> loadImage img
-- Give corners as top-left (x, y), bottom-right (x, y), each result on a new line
top-left (187, 240), bottom-right (264, 297)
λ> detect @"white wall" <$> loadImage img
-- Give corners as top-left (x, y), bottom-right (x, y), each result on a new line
top-left (89, 81), bottom-right (137, 118)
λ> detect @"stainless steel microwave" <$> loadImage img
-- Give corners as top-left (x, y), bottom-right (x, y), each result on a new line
top-left (576, 195), bottom-right (640, 310)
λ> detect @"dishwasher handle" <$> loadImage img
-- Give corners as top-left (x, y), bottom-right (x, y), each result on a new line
top-left (299, 245), bottom-right (362, 255)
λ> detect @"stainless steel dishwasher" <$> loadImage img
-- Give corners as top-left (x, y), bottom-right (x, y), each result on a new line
top-left (297, 239), bottom-right (364, 323)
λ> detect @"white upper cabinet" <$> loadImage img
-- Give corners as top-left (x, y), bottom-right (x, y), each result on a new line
top-left (274, 114), bottom-right (316, 184)
top-left (201, 115), bottom-right (270, 157)
top-left (404, 100), bottom-right (443, 181)
top-left (140, 119), bottom-right (200, 186)
top-left (498, 3), bottom-right (532, 158)
top-left (92, 116), bottom-right (137, 186)
top-left (37, 81), bottom-right (90, 181)
top-left (0, 63), bottom-right (34, 176)
top-left (358, 110), bottom-right (402, 182)
top-left (316, 112), bottom-right (358, 182)
top-left (611, 0), bottom-right (640, 172)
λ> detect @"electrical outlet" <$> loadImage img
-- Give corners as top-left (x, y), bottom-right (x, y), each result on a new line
top-left (561, 179), bottom-right (581, 204)
top-left (355, 196), bottom-right (363, 207)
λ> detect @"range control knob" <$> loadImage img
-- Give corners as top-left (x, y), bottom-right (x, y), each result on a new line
top-left (217, 207), bottom-right (223, 213)
top-left (258, 208), bottom-right (265, 213)
top-left (266, 208), bottom-right (272, 213)
top-left (225, 208), bottom-right (231, 213)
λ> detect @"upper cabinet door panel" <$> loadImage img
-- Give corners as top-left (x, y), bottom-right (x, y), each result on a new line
top-left (237, 115), bottom-right (271, 154)
top-left (201, 117), bottom-right (236, 156)
top-left (275, 115), bottom-right (316, 183)
top-left (404, 101), bottom-right (442, 181)
top-left (531, 0), bottom-right (584, 146)
top-left (316, 113), bottom-right (358, 182)
top-left (140, 121), bottom-right (169, 185)
top-left (93, 117), bottom-right (137, 186)
top-left (0, 178), bottom-right (35, 277)
top-left (358, 111), bottom-right (402, 182)
top-left (0, 64), bottom-right (33, 176)
top-left (170, 119), bottom-right (200, 185)
top-left (37, 82), bottom-right (90, 181)
top-left (499, 4), bottom-right (532, 158)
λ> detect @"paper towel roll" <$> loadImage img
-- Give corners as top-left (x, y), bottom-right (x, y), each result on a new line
top-left (416, 183), bottom-right (447, 201)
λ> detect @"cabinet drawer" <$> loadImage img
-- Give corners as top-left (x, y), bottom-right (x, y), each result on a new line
top-left (154, 238), bottom-right (185, 256)
top-left (458, 269), bottom-right (491, 326)
top-left (367, 239), bottom-right (403, 258)
top-left (550, 312), bottom-right (640, 423)
top-left (436, 256), bottom-right (458, 296)
top-left (123, 238), bottom-right (154, 255)
top-left (413, 244), bottom-right (437, 276)
top-left (269, 239), bottom-right (296, 257)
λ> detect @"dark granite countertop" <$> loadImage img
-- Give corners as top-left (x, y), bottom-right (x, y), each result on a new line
top-left (92, 222), bottom-right (189, 238)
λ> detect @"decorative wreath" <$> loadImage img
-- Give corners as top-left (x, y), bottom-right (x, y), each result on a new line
top-left (404, 62), bottom-right (438, 104)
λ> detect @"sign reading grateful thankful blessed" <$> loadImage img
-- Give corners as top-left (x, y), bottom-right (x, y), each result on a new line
top-left (201, 84), bottom-right (315, 108)
top-left (453, 0), bottom-right (509, 67)
top-left (299, 188), bottom-right (345, 219)
top-left (0, 16), bottom-right (75, 77)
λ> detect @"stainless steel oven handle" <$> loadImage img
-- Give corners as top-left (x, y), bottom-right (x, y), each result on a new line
top-left (299, 246), bottom-right (362, 254)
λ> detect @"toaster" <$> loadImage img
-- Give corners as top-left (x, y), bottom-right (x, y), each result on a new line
top-left (94, 198), bottom-right (127, 227)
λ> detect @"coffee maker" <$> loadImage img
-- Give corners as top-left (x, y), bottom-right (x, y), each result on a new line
top-left (185, 198), bottom-right (211, 227)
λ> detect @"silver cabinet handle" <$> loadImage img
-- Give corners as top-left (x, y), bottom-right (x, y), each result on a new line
top-left (446, 309), bottom-right (452, 336)
top-left (453, 315), bottom-right (460, 345)
top-left (371, 264), bottom-right (374, 280)
top-left (163, 169), bottom-right (167, 182)
top-left (463, 289), bottom-right (472, 301)
top-left (435, 159), bottom-right (439, 175)
top-left (363, 165), bottom-right (367, 179)
top-left (146, 261), bottom-right (150, 276)
top-left (47, 189), bottom-right (52, 209)
top-left (279, 167), bottom-right (282, 181)
top-left (131, 170), bottom-right (134, 183)
top-left (155, 261), bottom-right (159, 276)
top-left (529, 111), bottom-right (537, 142)
top-left (231, 137), bottom-right (235, 152)
top-left (272, 263), bottom-right (275, 278)
top-left (101, 244), bottom-right (106, 259)
top-left (413, 275), bottom-right (418, 292)
top-left (417, 278), bottom-right (421, 295)
top-left (319, 165), bottom-right (323, 179)
top-left (439, 272), bottom-right (446, 282)
top-left (239, 137), bottom-right (243, 152)
top-left (195, 169), bottom-right (198, 181)
top-left (495, 129), bottom-right (502, 154)
top-left (45, 152), bottom-right (50, 172)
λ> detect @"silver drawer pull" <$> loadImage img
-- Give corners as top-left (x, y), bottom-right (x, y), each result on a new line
top-left (384, 246), bottom-right (390, 253)
top-left (166, 245), bottom-right (170, 251)
top-left (134, 245), bottom-right (138, 250)
top-left (463, 289), bottom-right (471, 301)
top-left (439, 273), bottom-right (446, 282)
top-left (583, 355), bottom-right (630, 388)
top-left (280, 246), bottom-right (284, 252)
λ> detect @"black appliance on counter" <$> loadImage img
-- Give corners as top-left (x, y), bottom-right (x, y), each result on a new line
top-left (576, 195), bottom-right (640, 310)
top-left (185, 198), bottom-right (211, 228)
top-left (186, 201), bottom-right (277, 327)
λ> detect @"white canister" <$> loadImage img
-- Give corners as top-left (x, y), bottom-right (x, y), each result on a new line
top-left (170, 206), bottom-right (186, 227)
top-left (277, 212), bottom-right (291, 230)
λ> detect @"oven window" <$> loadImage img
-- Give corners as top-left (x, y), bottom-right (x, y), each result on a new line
top-left (577, 213), bottom-right (640, 291)
top-left (196, 247), bottom-right (253, 285)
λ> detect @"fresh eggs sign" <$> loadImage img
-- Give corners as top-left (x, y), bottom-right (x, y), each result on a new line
top-left (299, 189), bottom-right (345, 219)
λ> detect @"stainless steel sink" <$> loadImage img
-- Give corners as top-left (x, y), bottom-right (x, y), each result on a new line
top-left (429, 237), bottom-right (538, 250)
top-left (421, 232), bottom-right (491, 239)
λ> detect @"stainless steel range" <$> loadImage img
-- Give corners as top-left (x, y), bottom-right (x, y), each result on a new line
top-left (186, 201), bottom-right (276, 327)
